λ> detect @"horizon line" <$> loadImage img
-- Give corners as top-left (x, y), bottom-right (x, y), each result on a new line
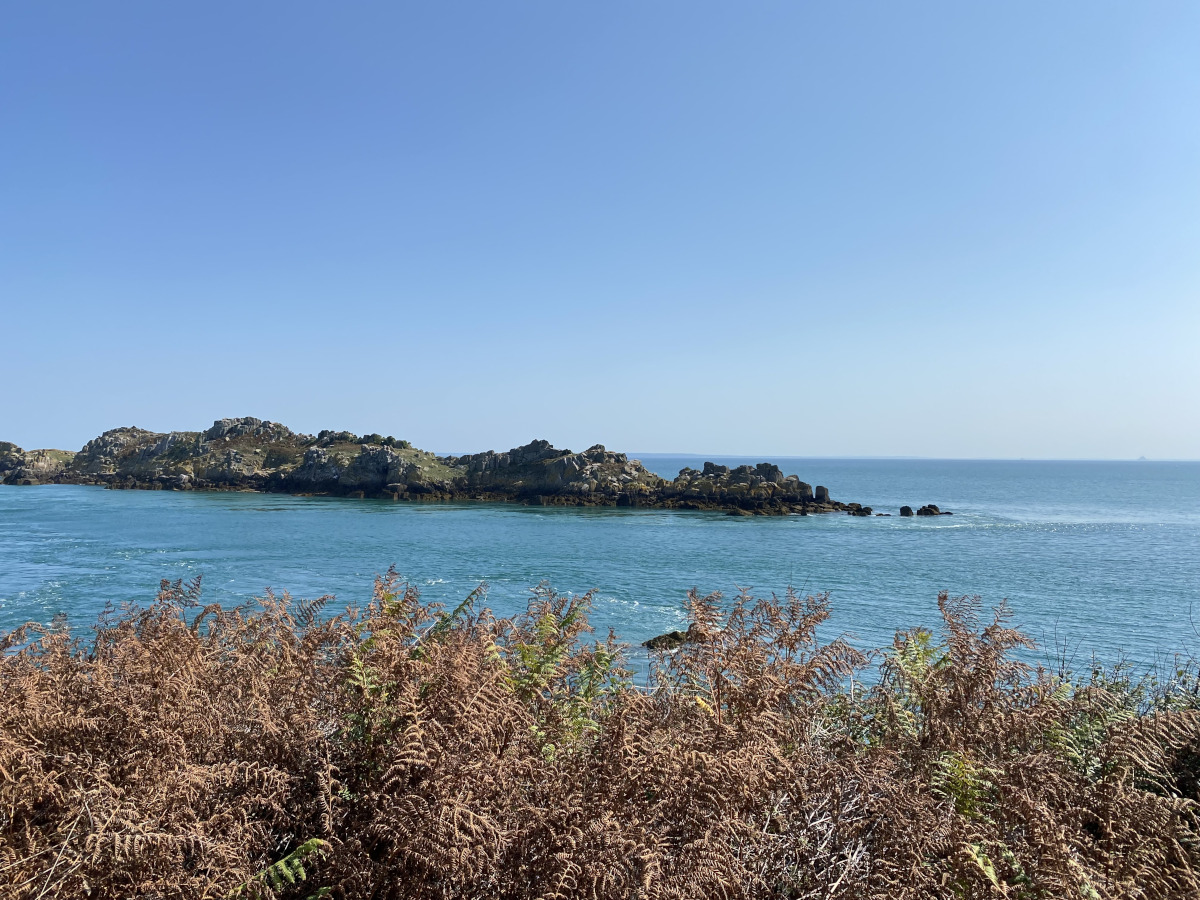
top-left (624, 453), bottom-right (1200, 463)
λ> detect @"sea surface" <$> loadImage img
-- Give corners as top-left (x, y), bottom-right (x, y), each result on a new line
top-left (2, 458), bottom-right (1198, 672)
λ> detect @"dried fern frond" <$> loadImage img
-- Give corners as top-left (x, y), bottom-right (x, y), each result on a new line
top-left (3, 579), bottom-right (1199, 899)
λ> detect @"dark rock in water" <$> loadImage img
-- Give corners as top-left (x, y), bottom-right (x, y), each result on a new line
top-left (900, 506), bottom-right (914, 517)
top-left (643, 630), bottom-right (688, 651)
top-left (815, 485), bottom-right (830, 503)
top-left (642, 623), bottom-right (713, 651)
top-left (916, 504), bottom-right (948, 516)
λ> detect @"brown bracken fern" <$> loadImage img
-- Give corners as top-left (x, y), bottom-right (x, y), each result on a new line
top-left (2, 578), bottom-right (1198, 899)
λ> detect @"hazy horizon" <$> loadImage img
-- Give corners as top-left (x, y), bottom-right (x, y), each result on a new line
top-left (2, 3), bottom-right (1197, 459)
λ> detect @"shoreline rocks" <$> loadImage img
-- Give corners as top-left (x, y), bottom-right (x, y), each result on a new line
top-left (0, 417), bottom-right (949, 518)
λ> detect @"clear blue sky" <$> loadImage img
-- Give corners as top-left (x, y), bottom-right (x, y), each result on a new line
top-left (2, 2), bottom-right (1197, 458)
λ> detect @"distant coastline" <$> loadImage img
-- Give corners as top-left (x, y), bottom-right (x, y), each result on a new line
top-left (0, 417), bottom-right (951, 518)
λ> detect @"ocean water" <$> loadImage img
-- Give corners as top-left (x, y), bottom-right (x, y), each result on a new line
top-left (1, 458), bottom-right (1198, 671)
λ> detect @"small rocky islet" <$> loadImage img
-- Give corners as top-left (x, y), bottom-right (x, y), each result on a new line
top-left (0, 416), bottom-right (952, 518)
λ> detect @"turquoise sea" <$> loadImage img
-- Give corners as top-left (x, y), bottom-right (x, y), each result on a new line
top-left (2, 458), bottom-right (1198, 669)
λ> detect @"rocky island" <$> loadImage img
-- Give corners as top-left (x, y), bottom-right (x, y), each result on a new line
top-left (0, 417), bottom-right (951, 517)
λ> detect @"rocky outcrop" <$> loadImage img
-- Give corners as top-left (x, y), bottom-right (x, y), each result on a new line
top-left (0, 443), bottom-right (24, 480)
top-left (915, 504), bottom-right (952, 516)
top-left (441, 441), bottom-right (658, 499)
top-left (203, 417), bottom-right (292, 443)
top-left (0, 442), bottom-right (75, 485)
top-left (642, 629), bottom-right (690, 651)
top-left (639, 463), bottom-right (879, 516)
top-left (642, 623), bottom-right (714, 651)
top-left (1, 417), bottom-right (946, 517)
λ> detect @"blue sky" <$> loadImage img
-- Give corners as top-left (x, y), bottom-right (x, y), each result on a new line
top-left (2, 2), bottom-right (1197, 458)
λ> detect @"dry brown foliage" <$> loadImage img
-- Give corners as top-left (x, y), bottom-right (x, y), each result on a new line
top-left (2, 576), bottom-right (1199, 899)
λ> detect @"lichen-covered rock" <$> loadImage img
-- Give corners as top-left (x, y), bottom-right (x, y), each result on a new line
top-left (0, 442), bottom-right (25, 482)
top-left (659, 463), bottom-right (815, 510)
top-left (74, 427), bottom-right (158, 475)
top-left (203, 417), bottom-right (288, 442)
top-left (443, 440), bottom-right (657, 499)
top-left (0, 441), bottom-right (77, 485)
top-left (21, 449), bottom-right (73, 482)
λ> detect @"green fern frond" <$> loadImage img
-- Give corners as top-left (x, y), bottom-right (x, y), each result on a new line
top-left (230, 838), bottom-right (330, 898)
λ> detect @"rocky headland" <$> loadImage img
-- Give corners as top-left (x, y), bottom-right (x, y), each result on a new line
top-left (0, 417), bottom-right (952, 517)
